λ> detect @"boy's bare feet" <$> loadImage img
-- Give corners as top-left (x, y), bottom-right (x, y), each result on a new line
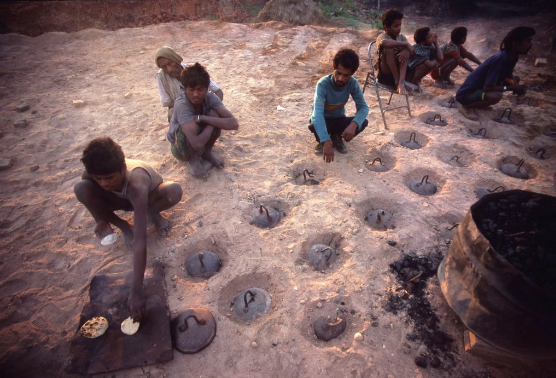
top-left (434, 79), bottom-right (448, 89)
top-left (149, 211), bottom-right (171, 235)
top-left (397, 85), bottom-right (408, 95)
top-left (458, 103), bottom-right (480, 121)
top-left (445, 77), bottom-right (455, 86)
top-left (189, 157), bottom-right (208, 178)
top-left (201, 151), bottom-right (224, 169)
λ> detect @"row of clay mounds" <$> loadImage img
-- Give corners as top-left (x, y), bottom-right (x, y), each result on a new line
top-left (301, 295), bottom-right (361, 346)
top-left (291, 164), bottom-right (325, 185)
top-left (298, 232), bottom-right (343, 273)
top-left (404, 169), bottom-right (446, 196)
top-left (437, 144), bottom-right (476, 168)
top-left (181, 237), bottom-right (229, 282)
top-left (498, 156), bottom-right (538, 180)
top-left (218, 272), bottom-right (278, 324)
top-left (395, 130), bottom-right (429, 150)
top-left (364, 147), bottom-right (396, 173)
top-left (467, 124), bottom-right (503, 139)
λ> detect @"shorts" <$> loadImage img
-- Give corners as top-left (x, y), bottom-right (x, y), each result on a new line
top-left (377, 70), bottom-right (396, 87)
top-left (170, 124), bottom-right (218, 161)
top-left (456, 90), bottom-right (485, 105)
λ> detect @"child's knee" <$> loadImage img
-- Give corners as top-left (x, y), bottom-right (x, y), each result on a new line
top-left (74, 180), bottom-right (94, 202)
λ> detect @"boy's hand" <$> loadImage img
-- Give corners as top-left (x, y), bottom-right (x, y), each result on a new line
top-left (398, 49), bottom-right (410, 62)
top-left (432, 33), bottom-right (438, 43)
top-left (323, 141), bottom-right (334, 163)
top-left (128, 288), bottom-right (146, 322)
top-left (341, 122), bottom-right (357, 142)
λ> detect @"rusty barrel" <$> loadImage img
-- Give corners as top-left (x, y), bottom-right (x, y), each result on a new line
top-left (438, 190), bottom-right (556, 358)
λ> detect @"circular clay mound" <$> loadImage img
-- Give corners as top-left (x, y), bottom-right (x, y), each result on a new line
top-left (498, 156), bottom-right (538, 180)
top-left (186, 251), bottom-right (221, 278)
top-left (467, 126), bottom-right (503, 139)
top-left (313, 314), bottom-right (347, 341)
top-left (408, 175), bottom-right (438, 196)
top-left (171, 308), bottom-right (216, 354)
top-left (420, 112), bottom-right (448, 127)
top-left (527, 146), bottom-right (551, 160)
top-left (395, 130), bottom-right (429, 150)
top-left (437, 144), bottom-right (475, 168)
top-left (250, 204), bottom-right (282, 229)
top-left (438, 96), bottom-right (457, 109)
top-left (364, 209), bottom-right (394, 231)
top-left (180, 237), bottom-right (230, 283)
top-left (476, 185), bottom-right (506, 199)
top-left (365, 147), bottom-right (396, 173)
top-left (308, 244), bottom-right (339, 271)
top-left (292, 165), bottom-right (325, 186)
top-left (232, 288), bottom-right (272, 322)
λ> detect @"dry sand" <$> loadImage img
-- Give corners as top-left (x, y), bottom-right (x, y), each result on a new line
top-left (0, 13), bottom-right (555, 378)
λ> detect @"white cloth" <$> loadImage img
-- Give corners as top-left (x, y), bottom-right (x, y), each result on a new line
top-left (157, 63), bottom-right (220, 108)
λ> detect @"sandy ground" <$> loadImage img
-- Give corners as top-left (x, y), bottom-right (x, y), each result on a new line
top-left (1, 13), bottom-right (556, 378)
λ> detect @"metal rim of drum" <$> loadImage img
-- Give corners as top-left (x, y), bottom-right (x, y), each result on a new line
top-left (171, 308), bottom-right (216, 354)
top-left (186, 251), bottom-right (221, 278)
top-left (233, 288), bottom-right (272, 322)
top-left (308, 244), bottom-right (338, 271)
top-left (252, 205), bottom-right (281, 229)
top-left (313, 314), bottom-right (347, 341)
top-left (408, 177), bottom-right (437, 196)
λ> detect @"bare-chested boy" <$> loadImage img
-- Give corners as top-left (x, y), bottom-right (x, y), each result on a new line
top-left (376, 8), bottom-right (415, 95)
top-left (168, 63), bottom-right (239, 178)
top-left (74, 137), bottom-right (182, 321)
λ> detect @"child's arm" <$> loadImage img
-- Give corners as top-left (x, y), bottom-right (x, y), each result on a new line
top-left (181, 121), bottom-right (216, 151)
top-left (198, 106), bottom-right (239, 131)
top-left (433, 33), bottom-right (443, 61)
top-left (466, 53), bottom-right (481, 65)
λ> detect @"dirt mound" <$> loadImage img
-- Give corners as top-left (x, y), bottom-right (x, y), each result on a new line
top-left (255, 0), bottom-right (326, 25)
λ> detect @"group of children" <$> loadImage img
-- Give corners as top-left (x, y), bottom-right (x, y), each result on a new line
top-left (73, 7), bottom-right (536, 322)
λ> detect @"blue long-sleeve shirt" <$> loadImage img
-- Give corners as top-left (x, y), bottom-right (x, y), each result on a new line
top-left (310, 74), bottom-right (369, 143)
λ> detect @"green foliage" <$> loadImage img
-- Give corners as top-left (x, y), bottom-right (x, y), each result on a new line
top-left (318, 0), bottom-right (382, 30)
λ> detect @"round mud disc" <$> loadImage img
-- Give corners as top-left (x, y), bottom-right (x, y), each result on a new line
top-left (401, 140), bottom-right (422, 150)
top-left (233, 288), bottom-right (271, 322)
top-left (171, 308), bottom-right (216, 354)
top-left (252, 206), bottom-right (281, 229)
top-left (409, 178), bottom-right (437, 196)
top-left (313, 314), bottom-right (347, 341)
top-left (424, 118), bottom-right (448, 127)
top-left (439, 99), bottom-right (457, 108)
top-left (475, 187), bottom-right (490, 199)
top-left (528, 148), bottom-right (547, 160)
top-left (492, 117), bottom-right (515, 125)
top-left (186, 251), bottom-right (221, 278)
top-left (364, 209), bottom-right (394, 231)
top-left (367, 162), bottom-right (389, 172)
top-left (308, 244), bottom-right (338, 271)
top-left (500, 163), bottom-right (529, 179)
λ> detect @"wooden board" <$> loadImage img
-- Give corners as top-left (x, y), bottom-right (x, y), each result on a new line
top-left (66, 262), bottom-right (173, 374)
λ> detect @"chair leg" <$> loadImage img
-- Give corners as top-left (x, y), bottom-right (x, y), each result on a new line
top-left (363, 73), bottom-right (371, 94)
top-left (405, 94), bottom-right (412, 117)
top-left (374, 85), bottom-right (388, 130)
top-left (387, 93), bottom-right (394, 105)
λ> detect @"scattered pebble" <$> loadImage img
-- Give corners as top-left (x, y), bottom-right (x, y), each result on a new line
top-left (277, 105), bottom-right (285, 111)
top-left (293, 286), bottom-right (298, 291)
top-left (299, 299), bottom-right (305, 304)
top-left (358, 169), bottom-right (364, 173)
top-left (16, 103), bottom-right (30, 112)
top-left (0, 158), bottom-right (13, 171)
top-left (124, 92), bottom-right (132, 99)
top-left (316, 302), bottom-right (323, 308)
top-left (29, 165), bottom-right (39, 172)
top-left (354, 332), bottom-right (364, 341)
top-left (371, 321), bottom-right (379, 327)
top-left (387, 240), bottom-right (397, 247)
top-left (251, 341), bottom-right (258, 348)
top-left (73, 100), bottom-right (85, 108)
top-left (13, 119), bottom-right (28, 128)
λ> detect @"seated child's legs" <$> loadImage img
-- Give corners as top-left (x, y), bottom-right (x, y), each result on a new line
top-left (147, 182), bottom-right (183, 234)
top-left (408, 62), bottom-right (431, 85)
top-left (379, 47), bottom-right (408, 94)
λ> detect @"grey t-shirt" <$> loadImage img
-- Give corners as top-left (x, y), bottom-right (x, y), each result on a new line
top-left (167, 91), bottom-right (225, 143)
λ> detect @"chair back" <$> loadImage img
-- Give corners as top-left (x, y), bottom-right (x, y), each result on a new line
top-left (367, 41), bottom-right (378, 81)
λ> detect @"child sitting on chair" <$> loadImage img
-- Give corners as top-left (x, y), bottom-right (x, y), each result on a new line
top-left (406, 27), bottom-right (443, 92)
top-left (376, 8), bottom-right (415, 95)
top-left (430, 26), bottom-right (482, 88)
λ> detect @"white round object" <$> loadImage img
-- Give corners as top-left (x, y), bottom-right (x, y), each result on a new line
top-left (121, 317), bottom-right (140, 335)
top-left (100, 233), bottom-right (118, 245)
top-left (80, 316), bottom-right (109, 338)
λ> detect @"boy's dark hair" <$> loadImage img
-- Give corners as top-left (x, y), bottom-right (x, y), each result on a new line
top-left (500, 26), bottom-right (536, 52)
top-left (180, 62), bottom-right (210, 89)
top-left (333, 48), bottom-right (360, 74)
top-left (381, 8), bottom-right (403, 29)
top-left (414, 27), bottom-right (430, 44)
top-left (451, 26), bottom-right (468, 45)
top-left (81, 137), bottom-right (125, 175)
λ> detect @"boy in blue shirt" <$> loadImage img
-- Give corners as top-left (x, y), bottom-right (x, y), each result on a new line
top-left (456, 26), bottom-right (535, 119)
top-left (309, 48), bottom-right (369, 163)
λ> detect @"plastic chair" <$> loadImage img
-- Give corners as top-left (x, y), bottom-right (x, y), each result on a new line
top-left (362, 40), bottom-right (411, 130)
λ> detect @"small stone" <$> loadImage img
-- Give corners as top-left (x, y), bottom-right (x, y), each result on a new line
top-left (139, 51), bottom-right (145, 54)
top-left (293, 286), bottom-right (298, 291)
top-left (29, 165), bottom-right (39, 172)
top-left (300, 299), bottom-right (306, 304)
top-left (251, 341), bottom-right (258, 348)
top-left (371, 321), bottom-right (379, 327)
top-left (316, 302), bottom-right (323, 308)
top-left (124, 92), bottom-right (132, 99)
top-left (0, 159), bottom-right (13, 171)
top-left (211, 236), bottom-right (216, 244)
top-left (387, 240), bottom-right (397, 246)
top-left (358, 169), bottom-right (364, 173)
top-left (414, 356), bottom-right (428, 368)
top-left (16, 103), bottom-right (30, 112)
top-left (535, 58), bottom-right (547, 67)
top-left (73, 100), bottom-right (85, 108)
top-left (354, 332), bottom-right (364, 341)
top-left (13, 119), bottom-right (28, 128)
